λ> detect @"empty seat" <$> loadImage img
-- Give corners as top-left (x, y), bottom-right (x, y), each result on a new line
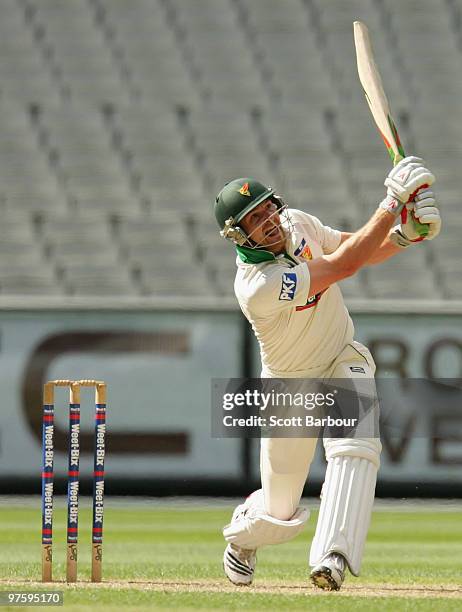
top-left (61, 263), bottom-right (135, 296)
top-left (40, 213), bottom-right (112, 239)
top-left (173, 3), bottom-right (265, 107)
top-left (0, 263), bottom-right (61, 295)
top-left (366, 249), bottom-right (437, 299)
top-left (117, 215), bottom-right (189, 247)
top-left (140, 265), bottom-right (213, 297)
top-left (30, 0), bottom-right (129, 105)
top-left (2, 187), bottom-right (66, 216)
top-left (0, 241), bottom-right (44, 265)
top-left (102, 0), bottom-right (201, 106)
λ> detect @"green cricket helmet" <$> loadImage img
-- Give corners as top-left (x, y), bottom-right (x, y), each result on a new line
top-left (214, 178), bottom-right (276, 245)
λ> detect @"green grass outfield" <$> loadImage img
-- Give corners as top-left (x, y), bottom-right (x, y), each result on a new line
top-left (0, 499), bottom-right (461, 611)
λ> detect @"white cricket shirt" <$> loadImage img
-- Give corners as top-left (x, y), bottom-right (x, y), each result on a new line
top-left (234, 208), bottom-right (354, 376)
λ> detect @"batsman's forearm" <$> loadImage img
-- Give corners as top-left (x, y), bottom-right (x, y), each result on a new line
top-left (330, 208), bottom-right (396, 275)
top-left (306, 207), bottom-right (397, 296)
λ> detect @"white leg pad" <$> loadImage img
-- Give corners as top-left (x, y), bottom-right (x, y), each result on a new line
top-left (309, 438), bottom-right (381, 576)
top-left (223, 489), bottom-right (309, 549)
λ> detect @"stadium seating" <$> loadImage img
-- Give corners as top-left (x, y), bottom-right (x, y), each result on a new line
top-left (0, 0), bottom-right (457, 300)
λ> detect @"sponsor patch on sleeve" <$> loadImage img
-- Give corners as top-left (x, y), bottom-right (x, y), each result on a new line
top-left (294, 237), bottom-right (312, 261)
top-left (294, 238), bottom-right (306, 256)
top-left (279, 272), bottom-right (297, 301)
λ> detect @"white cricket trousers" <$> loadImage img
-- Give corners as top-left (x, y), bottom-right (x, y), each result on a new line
top-left (260, 341), bottom-right (377, 520)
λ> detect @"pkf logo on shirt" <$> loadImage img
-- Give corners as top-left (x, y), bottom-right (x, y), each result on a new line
top-left (279, 272), bottom-right (297, 301)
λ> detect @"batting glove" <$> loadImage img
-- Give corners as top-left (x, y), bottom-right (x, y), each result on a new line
top-left (384, 156), bottom-right (435, 203)
top-left (413, 188), bottom-right (441, 239)
top-left (390, 189), bottom-right (441, 248)
top-left (379, 194), bottom-right (405, 217)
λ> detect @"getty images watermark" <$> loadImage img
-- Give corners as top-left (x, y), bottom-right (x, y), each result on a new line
top-left (211, 378), bottom-right (380, 438)
top-left (221, 388), bottom-right (353, 428)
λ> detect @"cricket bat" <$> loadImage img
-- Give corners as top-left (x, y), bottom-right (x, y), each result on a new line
top-left (353, 20), bottom-right (429, 236)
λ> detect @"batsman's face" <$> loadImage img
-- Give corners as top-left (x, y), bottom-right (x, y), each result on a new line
top-left (240, 199), bottom-right (286, 253)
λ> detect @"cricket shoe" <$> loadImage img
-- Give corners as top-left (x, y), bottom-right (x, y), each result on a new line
top-left (223, 543), bottom-right (256, 586)
top-left (310, 552), bottom-right (346, 591)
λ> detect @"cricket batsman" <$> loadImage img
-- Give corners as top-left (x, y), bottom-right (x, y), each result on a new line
top-left (214, 157), bottom-right (441, 590)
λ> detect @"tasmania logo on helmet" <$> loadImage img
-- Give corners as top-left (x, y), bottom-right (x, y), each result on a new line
top-left (279, 272), bottom-right (297, 301)
top-left (238, 182), bottom-right (251, 196)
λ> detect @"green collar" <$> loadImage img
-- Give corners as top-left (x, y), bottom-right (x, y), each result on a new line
top-left (236, 245), bottom-right (276, 263)
top-left (236, 245), bottom-right (298, 266)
